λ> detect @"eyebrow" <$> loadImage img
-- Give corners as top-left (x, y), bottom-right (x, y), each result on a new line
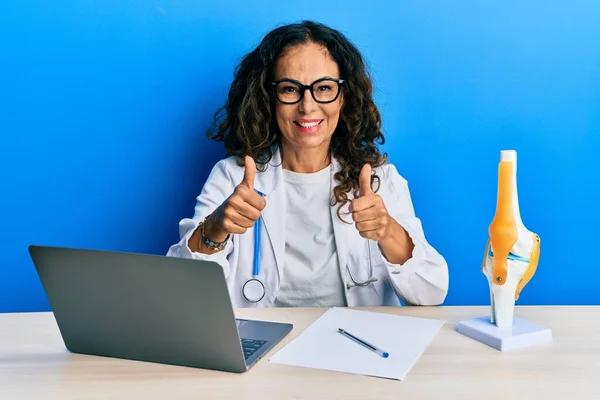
top-left (274, 76), bottom-right (337, 85)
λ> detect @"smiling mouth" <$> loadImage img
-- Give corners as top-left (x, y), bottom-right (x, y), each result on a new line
top-left (294, 120), bottom-right (324, 128)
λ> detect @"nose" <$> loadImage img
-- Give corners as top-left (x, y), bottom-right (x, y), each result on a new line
top-left (298, 88), bottom-right (317, 114)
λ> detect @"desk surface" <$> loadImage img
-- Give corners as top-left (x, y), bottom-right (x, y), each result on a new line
top-left (0, 306), bottom-right (598, 400)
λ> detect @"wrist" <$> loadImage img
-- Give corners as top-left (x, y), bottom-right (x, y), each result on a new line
top-left (378, 216), bottom-right (397, 246)
top-left (378, 218), bottom-right (414, 263)
top-left (203, 213), bottom-right (229, 243)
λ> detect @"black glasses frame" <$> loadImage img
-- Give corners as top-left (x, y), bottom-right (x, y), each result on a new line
top-left (271, 77), bottom-right (345, 104)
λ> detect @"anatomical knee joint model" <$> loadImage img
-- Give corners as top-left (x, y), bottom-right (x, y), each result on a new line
top-left (482, 150), bottom-right (541, 328)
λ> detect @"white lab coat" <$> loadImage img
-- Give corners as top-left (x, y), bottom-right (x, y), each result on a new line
top-left (167, 148), bottom-right (448, 308)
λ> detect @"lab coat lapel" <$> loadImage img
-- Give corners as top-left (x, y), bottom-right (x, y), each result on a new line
top-left (253, 148), bottom-right (285, 285)
top-left (330, 158), bottom-right (354, 282)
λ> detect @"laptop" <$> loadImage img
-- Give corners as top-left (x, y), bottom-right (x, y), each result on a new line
top-left (28, 245), bottom-right (293, 373)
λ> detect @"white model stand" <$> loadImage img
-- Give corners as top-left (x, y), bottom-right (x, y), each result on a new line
top-left (457, 316), bottom-right (552, 351)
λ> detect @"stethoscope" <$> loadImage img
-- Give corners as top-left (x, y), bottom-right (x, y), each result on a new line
top-left (242, 190), bottom-right (267, 303)
top-left (241, 178), bottom-right (380, 303)
top-left (242, 218), bottom-right (378, 302)
top-left (346, 239), bottom-right (378, 290)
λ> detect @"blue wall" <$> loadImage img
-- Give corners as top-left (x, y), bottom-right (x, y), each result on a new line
top-left (2, 1), bottom-right (599, 312)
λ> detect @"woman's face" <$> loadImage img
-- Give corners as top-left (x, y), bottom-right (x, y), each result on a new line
top-left (273, 42), bottom-right (343, 155)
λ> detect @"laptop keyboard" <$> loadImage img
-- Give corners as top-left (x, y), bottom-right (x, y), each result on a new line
top-left (241, 338), bottom-right (267, 360)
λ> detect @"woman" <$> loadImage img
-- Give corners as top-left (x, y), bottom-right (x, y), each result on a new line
top-left (167, 21), bottom-right (448, 308)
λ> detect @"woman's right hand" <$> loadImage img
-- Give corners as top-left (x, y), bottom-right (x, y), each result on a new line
top-left (203, 156), bottom-right (266, 242)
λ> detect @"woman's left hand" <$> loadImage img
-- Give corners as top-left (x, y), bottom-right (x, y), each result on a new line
top-left (350, 164), bottom-right (392, 241)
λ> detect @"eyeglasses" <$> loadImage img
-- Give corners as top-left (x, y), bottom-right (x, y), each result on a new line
top-left (271, 78), bottom-right (345, 104)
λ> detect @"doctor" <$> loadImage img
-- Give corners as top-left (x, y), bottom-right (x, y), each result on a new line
top-left (167, 21), bottom-right (448, 308)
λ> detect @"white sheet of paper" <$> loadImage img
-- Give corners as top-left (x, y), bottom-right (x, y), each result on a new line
top-left (269, 307), bottom-right (445, 380)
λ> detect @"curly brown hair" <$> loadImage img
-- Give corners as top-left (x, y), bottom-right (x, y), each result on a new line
top-left (208, 20), bottom-right (387, 222)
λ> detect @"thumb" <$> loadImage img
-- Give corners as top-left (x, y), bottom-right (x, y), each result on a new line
top-left (242, 156), bottom-right (256, 189)
top-left (359, 163), bottom-right (373, 197)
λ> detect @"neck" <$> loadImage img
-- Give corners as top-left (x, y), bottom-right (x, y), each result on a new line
top-left (281, 143), bottom-right (331, 173)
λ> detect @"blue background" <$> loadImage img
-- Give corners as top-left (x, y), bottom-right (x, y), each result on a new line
top-left (2, 1), bottom-right (599, 312)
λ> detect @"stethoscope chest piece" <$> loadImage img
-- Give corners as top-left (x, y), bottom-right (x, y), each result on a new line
top-left (242, 278), bottom-right (265, 303)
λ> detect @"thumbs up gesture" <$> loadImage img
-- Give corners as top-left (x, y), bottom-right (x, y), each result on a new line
top-left (206, 156), bottom-right (267, 240)
top-left (350, 164), bottom-right (392, 241)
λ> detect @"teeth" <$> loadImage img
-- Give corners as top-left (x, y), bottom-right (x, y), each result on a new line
top-left (297, 121), bottom-right (320, 128)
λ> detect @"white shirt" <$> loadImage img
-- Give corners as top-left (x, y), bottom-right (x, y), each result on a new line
top-left (274, 165), bottom-right (347, 307)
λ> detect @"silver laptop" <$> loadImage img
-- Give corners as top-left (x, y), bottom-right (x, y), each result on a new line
top-left (28, 245), bottom-right (293, 373)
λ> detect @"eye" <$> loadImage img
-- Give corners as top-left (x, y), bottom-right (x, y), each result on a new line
top-left (280, 85), bottom-right (298, 94)
top-left (316, 84), bottom-right (334, 92)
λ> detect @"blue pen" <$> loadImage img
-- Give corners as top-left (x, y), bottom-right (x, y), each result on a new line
top-left (338, 328), bottom-right (389, 358)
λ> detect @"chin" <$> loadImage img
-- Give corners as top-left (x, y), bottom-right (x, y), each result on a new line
top-left (295, 133), bottom-right (331, 146)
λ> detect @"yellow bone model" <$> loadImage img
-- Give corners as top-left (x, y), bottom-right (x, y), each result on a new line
top-left (482, 150), bottom-right (541, 327)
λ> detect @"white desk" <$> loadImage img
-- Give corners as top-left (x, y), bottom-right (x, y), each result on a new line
top-left (1, 306), bottom-right (598, 399)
